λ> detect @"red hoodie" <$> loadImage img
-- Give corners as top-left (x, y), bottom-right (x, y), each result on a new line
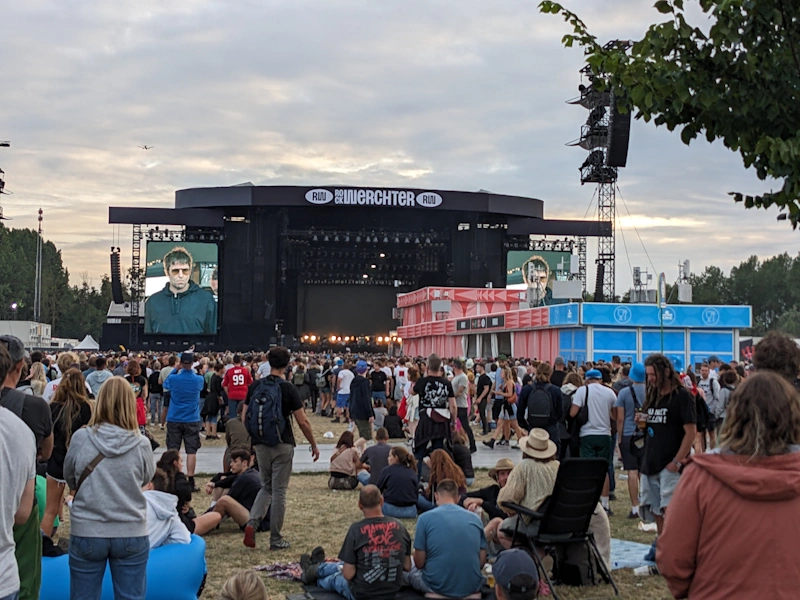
top-left (657, 451), bottom-right (800, 599)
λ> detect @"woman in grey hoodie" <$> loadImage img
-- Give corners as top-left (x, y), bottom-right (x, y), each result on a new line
top-left (64, 376), bottom-right (155, 600)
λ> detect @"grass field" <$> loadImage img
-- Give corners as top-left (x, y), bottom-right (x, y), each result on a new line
top-left (117, 414), bottom-right (673, 598)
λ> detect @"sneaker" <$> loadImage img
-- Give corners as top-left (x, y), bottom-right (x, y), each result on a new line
top-left (243, 525), bottom-right (256, 548)
top-left (270, 538), bottom-right (291, 551)
top-left (482, 439), bottom-right (495, 449)
top-left (604, 507), bottom-right (614, 517)
top-left (609, 493), bottom-right (617, 502)
top-left (311, 546), bottom-right (326, 564)
top-left (300, 554), bottom-right (319, 584)
top-left (159, 424), bottom-right (164, 430)
top-left (626, 510), bottom-right (639, 519)
top-left (330, 417), bottom-right (341, 423)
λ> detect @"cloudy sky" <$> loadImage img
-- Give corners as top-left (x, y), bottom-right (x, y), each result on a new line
top-left (1, 0), bottom-right (794, 294)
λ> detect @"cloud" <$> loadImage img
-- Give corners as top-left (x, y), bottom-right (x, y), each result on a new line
top-left (0, 0), bottom-right (793, 297)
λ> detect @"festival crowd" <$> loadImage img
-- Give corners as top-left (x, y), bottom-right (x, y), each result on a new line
top-left (1, 331), bottom-right (800, 599)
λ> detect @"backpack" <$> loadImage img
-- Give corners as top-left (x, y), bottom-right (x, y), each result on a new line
top-left (315, 372), bottom-right (328, 389)
top-left (245, 377), bottom-right (287, 447)
top-left (574, 386), bottom-right (591, 431)
top-left (293, 370), bottom-right (306, 386)
top-left (527, 384), bottom-right (553, 428)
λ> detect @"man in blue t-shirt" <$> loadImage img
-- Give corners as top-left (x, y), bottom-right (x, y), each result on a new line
top-left (163, 352), bottom-right (204, 490)
top-left (407, 479), bottom-right (486, 597)
top-left (615, 362), bottom-right (646, 519)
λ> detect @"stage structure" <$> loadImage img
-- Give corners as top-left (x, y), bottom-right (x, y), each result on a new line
top-left (107, 185), bottom-right (611, 350)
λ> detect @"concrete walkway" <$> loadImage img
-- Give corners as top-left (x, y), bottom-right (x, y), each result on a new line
top-left (158, 441), bottom-right (522, 475)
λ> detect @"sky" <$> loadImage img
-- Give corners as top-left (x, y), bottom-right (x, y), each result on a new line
top-left (0, 0), bottom-right (795, 295)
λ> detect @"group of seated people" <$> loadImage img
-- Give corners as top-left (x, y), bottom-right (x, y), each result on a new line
top-left (327, 426), bottom-right (475, 515)
top-left (301, 426), bottom-right (612, 600)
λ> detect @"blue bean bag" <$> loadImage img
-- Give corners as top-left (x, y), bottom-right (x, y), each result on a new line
top-left (40, 535), bottom-right (207, 600)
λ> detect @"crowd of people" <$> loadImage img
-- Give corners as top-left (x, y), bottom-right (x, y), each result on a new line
top-left (1, 330), bottom-right (800, 599)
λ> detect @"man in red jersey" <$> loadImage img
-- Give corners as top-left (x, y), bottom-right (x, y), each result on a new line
top-left (223, 354), bottom-right (253, 419)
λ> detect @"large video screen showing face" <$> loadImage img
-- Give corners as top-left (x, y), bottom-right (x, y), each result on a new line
top-left (144, 242), bottom-right (218, 335)
top-left (507, 250), bottom-right (572, 300)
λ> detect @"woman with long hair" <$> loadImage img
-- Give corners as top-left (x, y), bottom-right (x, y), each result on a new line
top-left (451, 428), bottom-right (475, 487)
top-left (202, 362), bottom-right (225, 440)
top-left (156, 449), bottom-right (222, 536)
top-left (404, 366), bottom-right (421, 442)
top-left (560, 371), bottom-right (584, 460)
top-left (29, 361), bottom-right (48, 396)
top-left (417, 448), bottom-right (467, 512)
top-left (376, 446), bottom-right (419, 519)
top-left (64, 376), bottom-right (154, 600)
top-left (43, 369), bottom-right (94, 536)
top-left (319, 361), bottom-right (333, 417)
top-left (328, 431), bottom-right (360, 490)
top-left (658, 372), bottom-right (800, 598)
top-left (125, 360), bottom-right (148, 432)
top-left (683, 371), bottom-right (709, 454)
top-left (484, 367), bottom-right (527, 449)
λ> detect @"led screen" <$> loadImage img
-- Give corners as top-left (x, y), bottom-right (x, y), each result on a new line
top-left (144, 242), bottom-right (218, 335)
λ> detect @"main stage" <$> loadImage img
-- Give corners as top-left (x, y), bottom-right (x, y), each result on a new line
top-left (106, 185), bottom-right (610, 350)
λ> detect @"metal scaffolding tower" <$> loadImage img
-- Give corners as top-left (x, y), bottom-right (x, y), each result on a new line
top-left (129, 224), bottom-right (144, 346)
top-left (34, 209), bottom-right (43, 322)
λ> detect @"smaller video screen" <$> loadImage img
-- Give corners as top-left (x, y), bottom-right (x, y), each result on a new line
top-left (144, 241), bottom-right (218, 335)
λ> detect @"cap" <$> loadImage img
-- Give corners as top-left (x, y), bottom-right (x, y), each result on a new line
top-left (0, 335), bottom-right (28, 363)
top-left (708, 355), bottom-right (720, 362)
top-left (356, 360), bottom-right (369, 374)
top-left (493, 548), bottom-right (539, 592)
top-left (336, 358), bottom-right (344, 366)
top-left (180, 352), bottom-right (194, 364)
top-left (630, 362), bottom-right (645, 383)
top-left (585, 368), bottom-right (602, 380)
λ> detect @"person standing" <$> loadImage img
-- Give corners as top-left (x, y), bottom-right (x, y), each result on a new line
top-left (550, 357), bottom-right (567, 388)
top-left (474, 362), bottom-right (492, 435)
top-left (332, 359), bottom-right (354, 424)
top-left (658, 372), bottom-right (800, 599)
top-left (243, 347), bottom-right (319, 550)
top-left (223, 354), bottom-right (253, 420)
top-left (614, 362), bottom-right (646, 519)
top-left (569, 368), bottom-right (617, 513)
top-left (640, 354), bottom-right (696, 535)
top-left (64, 377), bottom-right (155, 600)
top-left (349, 361), bottom-right (374, 447)
top-left (697, 362), bottom-right (721, 449)
top-left (451, 360), bottom-right (476, 453)
top-left (163, 353), bottom-right (205, 493)
top-left (85, 356), bottom-right (113, 399)
top-left (412, 355), bottom-right (456, 474)
top-left (0, 343), bottom-right (37, 600)
top-left (519, 363), bottom-right (564, 455)
top-left (158, 356), bottom-right (177, 429)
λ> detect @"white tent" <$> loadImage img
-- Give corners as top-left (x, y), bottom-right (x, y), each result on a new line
top-left (74, 335), bottom-right (100, 351)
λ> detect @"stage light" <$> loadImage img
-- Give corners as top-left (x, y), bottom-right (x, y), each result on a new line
top-left (334, 234), bottom-right (340, 242)
top-left (404, 236), bottom-right (410, 243)
top-left (393, 236), bottom-right (400, 243)
top-left (414, 237), bottom-right (420, 244)
top-left (425, 236), bottom-right (431, 244)
top-left (382, 235), bottom-right (388, 243)
top-left (355, 234), bottom-right (361, 243)
top-left (324, 234), bottom-right (329, 242)
top-left (379, 253), bottom-right (386, 258)
top-left (371, 264), bottom-right (376, 269)
top-left (310, 335), bottom-right (317, 342)
top-left (344, 234), bottom-right (350, 242)
top-left (303, 335), bottom-right (309, 340)
top-left (362, 274), bottom-right (368, 279)
top-left (377, 336), bottom-right (384, 342)
top-left (344, 336), bottom-right (350, 342)
top-left (396, 337), bottom-right (402, 343)
top-left (312, 234), bottom-right (318, 242)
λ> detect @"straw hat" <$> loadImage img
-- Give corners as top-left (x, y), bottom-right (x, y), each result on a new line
top-left (489, 458), bottom-right (515, 481)
top-left (519, 429), bottom-right (557, 460)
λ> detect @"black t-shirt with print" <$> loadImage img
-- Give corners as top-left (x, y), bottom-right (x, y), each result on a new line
top-left (642, 386), bottom-right (697, 476)
top-left (338, 516), bottom-right (412, 600)
top-left (370, 370), bottom-right (388, 393)
top-left (413, 376), bottom-right (454, 410)
top-left (475, 374), bottom-right (492, 402)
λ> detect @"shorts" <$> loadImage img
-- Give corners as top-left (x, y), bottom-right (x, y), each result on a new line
top-left (371, 391), bottom-right (387, 404)
top-left (579, 434), bottom-right (613, 464)
top-left (706, 416), bottom-right (718, 431)
top-left (162, 393), bottom-right (170, 408)
top-left (619, 435), bottom-right (643, 472)
top-left (491, 401), bottom-right (502, 421)
top-left (641, 468), bottom-right (681, 516)
top-left (166, 421), bottom-right (203, 455)
top-left (354, 419), bottom-right (373, 441)
top-left (205, 414), bottom-right (219, 424)
top-left (336, 393), bottom-right (350, 409)
top-left (499, 403), bottom-right (518, 420)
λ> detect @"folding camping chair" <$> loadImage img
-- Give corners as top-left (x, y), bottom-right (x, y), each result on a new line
top-left (500, 458), bottom-right (619, 600)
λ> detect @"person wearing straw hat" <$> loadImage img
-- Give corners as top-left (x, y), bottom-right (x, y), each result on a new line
top-left (496, 429), bottom-right (559, 549)
top-left (463, 458), bottom-right (515, 521)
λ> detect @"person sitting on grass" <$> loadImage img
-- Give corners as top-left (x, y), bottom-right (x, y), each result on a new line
top-left (375, 446), bottom-right (419, 519)
top-left (219, 569), bottom-right (268, 600)
top-left (329, 431), bottom-right (360, 491)
top-left (356, 427), bottom-right (392, 487)
top-left (223, 400), bottom-right (251, 473)
top-left (300, 485), bottom-right (412, 600)
top-left (383, 405), bottom-right (405, 440)
top-left (462, 457), bottom-right (515, 521)
top-left (451, 428), bottom-right (475, 486)
top-left (144, 468), bottom-right (191, 548)
top-left (406, 479), bottom-right (487, 598)
top-left (417, 448), bottom-right (467, 513)
top-left (491, 548), bottom-right (540, 600)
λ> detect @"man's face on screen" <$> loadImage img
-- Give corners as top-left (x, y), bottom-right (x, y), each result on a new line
top-left (167, 261), bottom-right (191, 294)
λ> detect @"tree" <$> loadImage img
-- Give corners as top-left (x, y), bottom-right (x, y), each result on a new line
top-left (541, 0), bottom-right (800, 223)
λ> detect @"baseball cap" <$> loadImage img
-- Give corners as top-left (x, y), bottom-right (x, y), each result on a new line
top-left (335, 358), bottom-right (344, 367)
top-left (180, 352), bottom-right (194, 364)
top-left (0, 335), bottom-right (29, 363)
top-left (630, 362), bottom-right (645, 383)
top-left (356, 360), bottom-right (369, 374)
top-left (493, 548), bottom-right (539, 593)
top-left (708, 355), bottom-right (720, 362)
top-left (585, 368), bottom-right (602, 380)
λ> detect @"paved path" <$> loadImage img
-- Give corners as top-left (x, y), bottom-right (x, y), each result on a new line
top-left (158, 442), bottom-right (522, 475)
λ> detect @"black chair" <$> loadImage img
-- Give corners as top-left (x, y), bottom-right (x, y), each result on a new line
top-left (500, 458), bottom-right (619, 599)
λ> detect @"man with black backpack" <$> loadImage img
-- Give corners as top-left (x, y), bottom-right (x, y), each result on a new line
top-left (614, 362), bottom-right (646, 519)
top-left (518, 363), bottom-right (564, 455)
top-left (242, 346), bottom-right (319, 550)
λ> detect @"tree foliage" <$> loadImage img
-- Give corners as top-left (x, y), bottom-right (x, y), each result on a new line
top-left (688, 253), bottom-right (800, 335)
top-left (541, 0), bottom-right (800, 223)
top-left (0, 224), bottom-right (112, 340)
